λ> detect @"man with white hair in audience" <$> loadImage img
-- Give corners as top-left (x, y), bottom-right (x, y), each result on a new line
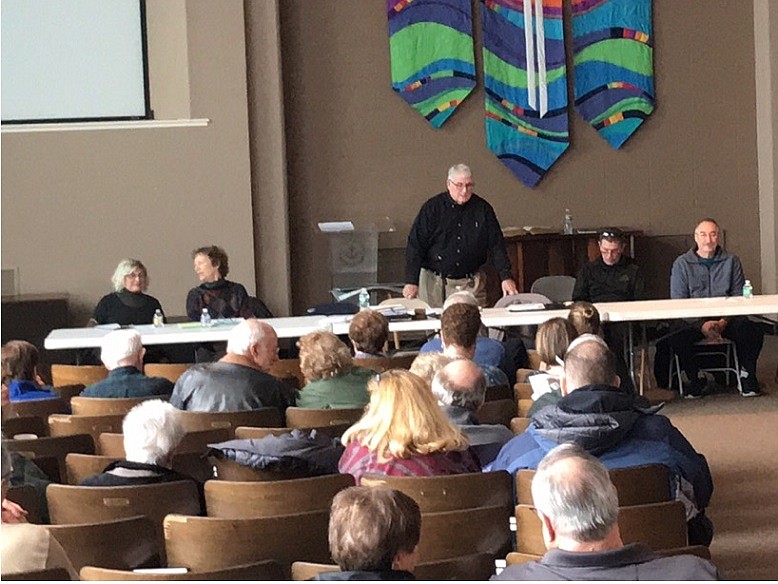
top-left (432, 359), bottom-right (513, 466)
top-left (81, 329), bottom-right (173, 398)
top-left (491, 444), bottom-right (718, 580)
top-left (81, 400), bottom-right (195, 488)
top-left (170, 319), bottom-right (295, 412)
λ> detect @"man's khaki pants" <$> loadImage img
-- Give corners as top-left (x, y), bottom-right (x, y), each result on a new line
top-left (418, 268), bottom-right (488, 308)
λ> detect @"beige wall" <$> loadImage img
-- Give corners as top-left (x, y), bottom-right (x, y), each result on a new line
top-left (276, 0), bottom-right (764, 312)
top-left (1, 0), bottom-right (255, 324)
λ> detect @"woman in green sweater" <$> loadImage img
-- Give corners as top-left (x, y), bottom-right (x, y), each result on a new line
top-left (296, 331), bottom-right (374, 409)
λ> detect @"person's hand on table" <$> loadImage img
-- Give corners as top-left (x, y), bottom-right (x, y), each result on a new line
top-left (501, 279), bottom-right (518, 297)
top-left (403, 284), bottom-right (418, 300)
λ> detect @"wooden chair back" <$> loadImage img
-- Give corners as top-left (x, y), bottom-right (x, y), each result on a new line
top-left (163, 511), bottom-right (331, 577)
top-left (4, 398), bottom-right (68, 421)
top-left (361, 471), bottom-right (513, 513)
top-left (3, 434), bottom-right (95, 483)
top-left (517, 398), bottom-right (533, 417)
top-left (510, 417), bottom-right (531, 435)
top-left (526, 350), bottom-right (542, 370)
top-left (235, 423), bottom-right (351, 440)
top-left (1, 415), bottom-right (49, 438)
top-left (515, 500), bottom-right (687, 555)
top-left (80, 560), bottom-right (286, 581)
top-left (48, 413), bottom-right (124, 444)
top-left (210, 456), bottom-right (313, 482)
top-left (71, 396), bottom-right (165, 416)
top-left (205, 474), bottom-right (355, 518)
top-left (477, 399), bottom-right (514, 428)
top-left (143, 363), bottom-right (193, 383)
top-left (284, 407), bottom-right (363, 429)
top-left (515, 369), bottom-right (535, 384)
top-left (485, 384), bottom-right (513, 402)
top-left (353, 354), bottom-right (415, 372)
top-left (65, 453), bottom-right (121, 485)
top-left (47, 516), bottom-right (160, 572)
top-left (1, 568), bottom-right (71, 581)
top-left (516, 464), bottom-right (671, 506)
top-left (506, 551), bottom-right (542, 565)
top-left (418, 505), bottom-right (513, 562)
top-left (97, 428), bottom-right (230, 457)
top-left (513, 381), bottom-right (533, 399)
top-left (51, 365), bottom-right (108, 387)
top-left (174, 409), bottom-right (283, 436)
top-left (657, 545), bottom-right (712, 560)
top-left (47, 481), bottom-right (202, 527)
top-left (268, 359), bottom-right (304, 387)
top-left (5, 485), bottom-right (46, 524)
top-left (292, 554), bottom-right (496, 581)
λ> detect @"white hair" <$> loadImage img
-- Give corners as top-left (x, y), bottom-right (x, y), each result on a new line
top-left (101, 329), bottom-right (143, 370)
top-left (531, 444), bottom-right (619, 543)
top-left (122, 400), bottom-right (184, 466)
top-left (111, 258), bottom-right (148, 292)
top-left (431, 359), bottom-right (486, 412)
top-left (447, 163), bottom-right (472, 181)
top-left (442, 290), bottom-right (479, 310)
top-left (226, 319), bottom-right (270, 356)
top-left (566, 333), bottom-right (607, 353)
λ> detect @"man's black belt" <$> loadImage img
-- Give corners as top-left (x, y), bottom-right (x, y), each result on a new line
top-left (429, 269), bottom-right (476, 280)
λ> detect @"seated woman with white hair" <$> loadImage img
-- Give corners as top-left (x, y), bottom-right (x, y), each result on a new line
top-left (81, 400), bottom-right (196, 489)
top-left (94, 258), bottom-right (164, 326)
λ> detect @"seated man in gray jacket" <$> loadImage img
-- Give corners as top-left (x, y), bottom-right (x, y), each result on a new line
top-left (170, 319), bottom-right (295, 412)
top-left (81, 330), bottom-right (173, 398)
top-left (491, 444), bottom-right (719, 581)
top-left (431, 359), bottom-right (513, 466)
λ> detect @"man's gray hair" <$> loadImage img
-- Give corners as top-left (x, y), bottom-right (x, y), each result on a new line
top-left (431, 359), bottom-right (486, 411)
top-left (122, 400), bottom-right (184, 466)
top-left (531, 443), bottom-right (619, 542)
top-left (101, 329), bottom-right (144, 370)
top-left (111, 258), bottom-right (148, 292)
top-left (563, 338), bottom-right (618, 390)
top-left (447, 163), bottom-right (472, 180)
top-left (442, 290), bottom-right (479, 310)
top-left (227, 319), bottom-right (270, 356)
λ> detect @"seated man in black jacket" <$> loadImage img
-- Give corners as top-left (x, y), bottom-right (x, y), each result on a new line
top-left (315, 486), bottom-right (420, 581)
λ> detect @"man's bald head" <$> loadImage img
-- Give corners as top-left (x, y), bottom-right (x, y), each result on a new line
top-left (563, 339), bottom-right (619, 392)
top-left (226, 319), bottom-right (278, 371)
top-left (431, 358), bottom-right (487, 411)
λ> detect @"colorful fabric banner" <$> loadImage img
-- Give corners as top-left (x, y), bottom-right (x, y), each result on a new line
top-left (482, 0), bottom-right (569, 187)
top-left (387, 0), bottom-right (476, 128)
top-left (572, 0), bottom-right (655, 149)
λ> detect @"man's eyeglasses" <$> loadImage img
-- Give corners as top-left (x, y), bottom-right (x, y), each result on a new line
top-left (448, 180), bottom-right (475, 190)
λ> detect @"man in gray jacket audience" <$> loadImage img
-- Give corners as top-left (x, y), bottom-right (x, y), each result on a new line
top-left (491, 443), bottom-right (719, 581)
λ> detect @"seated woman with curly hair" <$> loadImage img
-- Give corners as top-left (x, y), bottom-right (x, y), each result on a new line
top-left (339, 370), bottom-right (481, 484)
top-left (296, 331), bottom-right (376, 409)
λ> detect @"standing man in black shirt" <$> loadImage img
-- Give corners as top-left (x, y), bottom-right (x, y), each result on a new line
top-left (403, 164), bottom-right (518, 307)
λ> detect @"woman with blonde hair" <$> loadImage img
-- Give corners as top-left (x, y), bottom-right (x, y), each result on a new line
top-left (296, 331), bottom-right (375, 409)
top-left (338, 370), bottom-right (480, 483)
top-left (94, 258), bottom-right (164, 326)
top-left (526, 318), bottom-right (578, 416)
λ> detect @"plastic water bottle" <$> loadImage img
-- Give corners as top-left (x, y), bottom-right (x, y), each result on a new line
top-left (152, 309), bottom-right (164, 327)
top-left (200, 308), bottom-right (212, 327)
top-left (742, 280), bottom-right (753, 299)
top-left (358, 288), bottom-right (370, 311)
top-left (563, 209), bottom-right (574, 235)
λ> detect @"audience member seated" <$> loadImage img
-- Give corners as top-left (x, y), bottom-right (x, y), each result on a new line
top-left (93, 258), bottom-right (164, 326)
top-left (296, 331), bottom-right (374, 409)
top-left (81, 330), bottom-right (173, 398)
top-left (491, 444), bottom-right (718, 581)
top-left (339, 370), bottom-right (480, 484)
top-left (314, 486), bottom-right (421, 581)
top-left (526, 318), bottom-right (578, 417)
top-left (431, 359), bottom-right (513, 466)
top-left (1, 444), bottom-right (78, 579)
top-left (567, 301), bottom-right (601, 336)
top-left (170, 319), bottom-right (295, 412)
top-left (438, 303), bottom-right (509, 387)
top-left (82, 400), bottom-right (198, 490)
top-left (186, 245), bottom-right (255, 321)
top-left (349, 310), bottom-right (390, 359)
top-left (409, 353), bottom-right (452, 386)
top-left (487, 339), bottom-right (714, 545)
top-left (1, 341), bottom-right (57, 402)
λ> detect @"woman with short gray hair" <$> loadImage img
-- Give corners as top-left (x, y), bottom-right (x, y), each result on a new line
top-left (93, 258), bottom-right (164, 326)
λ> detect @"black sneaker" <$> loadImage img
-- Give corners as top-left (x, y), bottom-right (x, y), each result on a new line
top-left (683, 378), bottom-right (706, 400)
top-left (741, 373), bottom-right (762, 397)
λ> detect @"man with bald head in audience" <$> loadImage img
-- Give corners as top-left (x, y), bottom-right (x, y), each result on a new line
top-left (491, 443), bottom-right (719, 580)
top-left (487, 338), bottom-right (714, 545)
top-left (431, 359), bottom-right (513, 466)
top-left (170, 319), bottom-right (295, 412)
